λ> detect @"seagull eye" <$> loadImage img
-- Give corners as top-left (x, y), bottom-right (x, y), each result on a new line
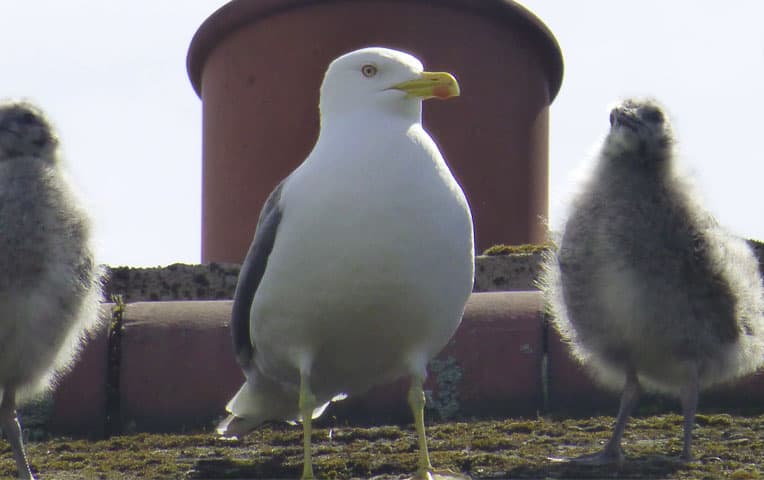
top-left (361, 64), bottom-right (378, 78)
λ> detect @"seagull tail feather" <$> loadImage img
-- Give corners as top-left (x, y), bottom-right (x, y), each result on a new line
top-left (217, 374), bottom-right (300, 437)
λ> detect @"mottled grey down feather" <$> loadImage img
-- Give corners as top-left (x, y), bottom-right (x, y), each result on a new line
top-left (544, 99), bottom-right (764, 392)
top-left (0, 100), bottom-right (103, 480)
top-left (541, 98), bottom-right (764, 463)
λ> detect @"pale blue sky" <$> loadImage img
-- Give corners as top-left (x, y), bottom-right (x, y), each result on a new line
top-left (1, 1), bottom-right (762, 266)
top-left (524, 0), bottom-right (764, 244)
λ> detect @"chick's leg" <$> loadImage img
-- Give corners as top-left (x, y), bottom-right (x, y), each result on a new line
top-left (571, 366), bottom-right (641, 464)
top-left (679, 364), bottom-right (699, 461)
top-left (1, 386), bottom-right (35, 480)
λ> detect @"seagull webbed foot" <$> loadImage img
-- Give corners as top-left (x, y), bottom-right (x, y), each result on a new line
top-left (548, 446), bottom-right (625, 466)
top-left (407, 468), bottom-right (471, 480)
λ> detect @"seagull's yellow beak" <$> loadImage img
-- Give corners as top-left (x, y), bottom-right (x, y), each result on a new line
top-left (391, 71), bottom-right (460, 100)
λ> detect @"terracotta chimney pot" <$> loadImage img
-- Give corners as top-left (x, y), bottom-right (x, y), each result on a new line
top-left (187, 0), bottom-right (563, 263)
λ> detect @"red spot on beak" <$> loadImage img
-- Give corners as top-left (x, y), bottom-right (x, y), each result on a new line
top-left (433, 85), bottom-right (452, 99)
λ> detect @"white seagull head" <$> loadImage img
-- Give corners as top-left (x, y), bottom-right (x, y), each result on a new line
top-left (319, 47), bottom-right (460, 122)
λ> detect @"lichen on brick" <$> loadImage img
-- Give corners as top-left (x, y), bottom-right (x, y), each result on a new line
top-left (425, 356), bottom-right (463, 421)
top-left (18, 392), bottom-right (54, 442)
top-left (482, 243), bottom-right (551, 256)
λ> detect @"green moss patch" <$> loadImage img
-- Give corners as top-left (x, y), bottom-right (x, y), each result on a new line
top-left (482, 244), bottom-right (551, 256)
top-left (2, 414), bottom-right (764, 478)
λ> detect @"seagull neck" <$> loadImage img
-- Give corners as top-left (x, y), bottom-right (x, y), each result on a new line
top-left (319, 97), bottom-right (421, 126)
top-left (319, 110), bottom-right (420, 137)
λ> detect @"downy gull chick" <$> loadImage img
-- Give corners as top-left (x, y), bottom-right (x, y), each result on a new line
top-left (542, 98), bottom-right (764, 463)
top-left (0, 100), bottom-right (103, 479)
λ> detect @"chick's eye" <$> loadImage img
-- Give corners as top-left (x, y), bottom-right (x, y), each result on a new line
top-left (21, 113), bottom-right (37, 123)
top-left (361, 64), bottom-right (377, 77)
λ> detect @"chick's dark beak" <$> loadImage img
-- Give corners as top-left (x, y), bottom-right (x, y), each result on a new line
top-left (610, 107), bottom-right (639, 131)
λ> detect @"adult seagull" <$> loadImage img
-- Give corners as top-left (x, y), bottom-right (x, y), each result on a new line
top-left (217, 47), bottom-right (474, 480)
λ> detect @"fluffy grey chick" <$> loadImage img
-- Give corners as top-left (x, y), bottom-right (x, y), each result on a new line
top-left (542, 98), bottom-right (764, 463)
top-left (0, 101), bottom-right (103, 479)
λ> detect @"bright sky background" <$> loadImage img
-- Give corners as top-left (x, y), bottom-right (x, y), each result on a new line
top-left (1, 1), bottom-right (762, 267)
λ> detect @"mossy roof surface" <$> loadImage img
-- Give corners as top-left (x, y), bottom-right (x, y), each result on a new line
top-left (3, 413), bottom-right (764, 479)
top-left (482, 244), bottom-right (551, 256)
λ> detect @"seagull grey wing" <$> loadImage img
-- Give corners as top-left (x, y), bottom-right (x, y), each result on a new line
top-left (231, 179), bottom-right (286, 370)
